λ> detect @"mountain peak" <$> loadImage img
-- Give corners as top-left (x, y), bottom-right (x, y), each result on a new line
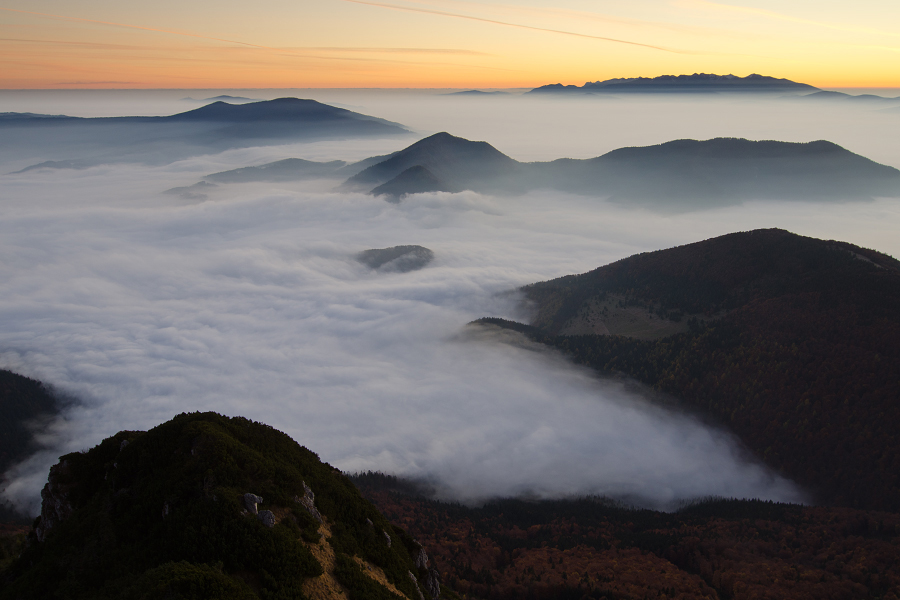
top-left (344, 132), bottom-right (519, 190)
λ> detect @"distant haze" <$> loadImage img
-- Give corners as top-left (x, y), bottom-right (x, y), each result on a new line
top-left (3, 90), bottom-right (900, 514)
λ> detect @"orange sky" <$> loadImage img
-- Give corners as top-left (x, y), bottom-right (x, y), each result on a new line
top-left (1, 0), bottom-right (899, 88)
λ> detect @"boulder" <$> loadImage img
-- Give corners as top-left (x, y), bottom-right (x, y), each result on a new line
top-left (243, 492), bottom-right (263, 515)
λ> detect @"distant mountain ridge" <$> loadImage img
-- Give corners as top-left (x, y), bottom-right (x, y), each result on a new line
top-left (162, 131), bottom-right (900, 208)
top-left (530, 73), bottom-right (819, 95)
top-left (2, 98), bottom-right (410, 169)
top-left (2, 98), bottom-right (405, 128)
top-left (206, 158), bottom-right (348, 183)
top-left (336, 133), bottom-right (900, 208)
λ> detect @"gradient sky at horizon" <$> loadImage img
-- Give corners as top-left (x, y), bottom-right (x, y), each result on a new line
top-left (1, 0), bottom-right (899, 88)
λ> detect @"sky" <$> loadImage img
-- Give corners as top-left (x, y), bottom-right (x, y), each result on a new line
top-left (2, 0), bottom-right (900, 88)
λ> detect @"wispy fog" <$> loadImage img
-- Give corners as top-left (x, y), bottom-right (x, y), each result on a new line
top-left (3, 90), bottom-right (900, 514)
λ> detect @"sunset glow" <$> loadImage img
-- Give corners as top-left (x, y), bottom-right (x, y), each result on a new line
top-left (2, 0), bottom-right (899, 89)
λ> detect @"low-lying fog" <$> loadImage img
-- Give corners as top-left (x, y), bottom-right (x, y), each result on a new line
top-left (2, 89), bottom-right (899, 514)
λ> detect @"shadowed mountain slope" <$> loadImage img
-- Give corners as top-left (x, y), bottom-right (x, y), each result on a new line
top-left (196, 152), bottom-right (403, 188)
top-left (206, 158), bottom-right (348, 183)
top-left (343, 132), bottom-right (520, 192)
top-left (479, 229), bottom-right (900, 511)
top-left (531, 138), bottom-right (900, 206)
top-left (0, 412), bottom-right (445, 600)
top-left (370, 166), bottom-right (455, 200)
top-left (0, 370), bottom-right (61, 520)
top-left (530, 73), bottom-right (818, 94)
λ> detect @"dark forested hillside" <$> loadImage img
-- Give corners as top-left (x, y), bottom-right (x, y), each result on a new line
top-left (485, 229), bottom-right (900, 511)
top-left (0, 412), bottom-right (444, 600)
top-left (0, 369), bottom-right (59, 483)
top-left (354, 472), bottom-right (900, 600)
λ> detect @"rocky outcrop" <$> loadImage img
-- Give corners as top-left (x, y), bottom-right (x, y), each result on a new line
top-left (383, 530), bottom-right (392, 547)
top-left (413, 541), bottom-right (429, 570)
top-left (243, 492), bottom-right (263, 515)
top-left (296, 481), bottom-right (323, 523)
top-left (34, 459), bottom-right (76, 543)
top-left (408, 571), bottom-right (426, 600)
top-left (411, 540), bottom-right (441, 599)
top-left (424, 567), bottom-right (442, 600)
top-left (258, 510), bottom-right (276, 528)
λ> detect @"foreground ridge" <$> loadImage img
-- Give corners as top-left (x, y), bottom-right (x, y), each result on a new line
top-left (0, 412), bottom-right (446, 600)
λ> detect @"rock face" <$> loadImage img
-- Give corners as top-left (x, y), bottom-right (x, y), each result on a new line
top-left (408, 571), bottom-right (426, 600)
top-left (243, 492), bottom-right (263, 515)
top-left (296, 481), bottom-right (323, 523)
top-left (34, 459), bottom-right (76, 543)
top-left (413, 542), bottom-right (429, 570)
top-left (409, 541), bottom-right (440, 599)
top-left (383, 530), bottom-right (392, 547)
top-left (424, 567), bottom-right (442, 600)
top-left (357, 245), bottom-right (434, 273)
top-left (257, 510), bottom-right (276, 528)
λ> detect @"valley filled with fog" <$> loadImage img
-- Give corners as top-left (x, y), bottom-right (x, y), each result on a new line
top-left (2, 89), bottom-right (899, 514)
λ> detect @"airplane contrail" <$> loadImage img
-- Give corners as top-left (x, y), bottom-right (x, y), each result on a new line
top-left (339, 0), bottom-right (701, 55)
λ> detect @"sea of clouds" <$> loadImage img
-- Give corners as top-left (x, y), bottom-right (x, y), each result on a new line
top-left (2, 90), bottom-right (899, 514)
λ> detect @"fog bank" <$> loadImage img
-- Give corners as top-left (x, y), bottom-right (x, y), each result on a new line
top-left (4, 90), bottom-right (900, 514)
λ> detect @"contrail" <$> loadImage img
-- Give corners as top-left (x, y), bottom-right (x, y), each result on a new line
top-left (339, 0), bottom-right (700, 55)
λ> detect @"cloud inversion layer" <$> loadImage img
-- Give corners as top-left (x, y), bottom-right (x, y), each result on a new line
top-left (0, 160), bottom-right (812, 514)
top-left (8, 90), bottom-right (900, 513)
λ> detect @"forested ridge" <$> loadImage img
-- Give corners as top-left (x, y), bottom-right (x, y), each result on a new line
top-left (484, 228), bottom-right (900, 511)
top-left (0, 412), bottom-right (439, 600)
top-left (0, 369), bottom-right (59, 476)
top-left (0, 370), bottom-right (61, 522)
